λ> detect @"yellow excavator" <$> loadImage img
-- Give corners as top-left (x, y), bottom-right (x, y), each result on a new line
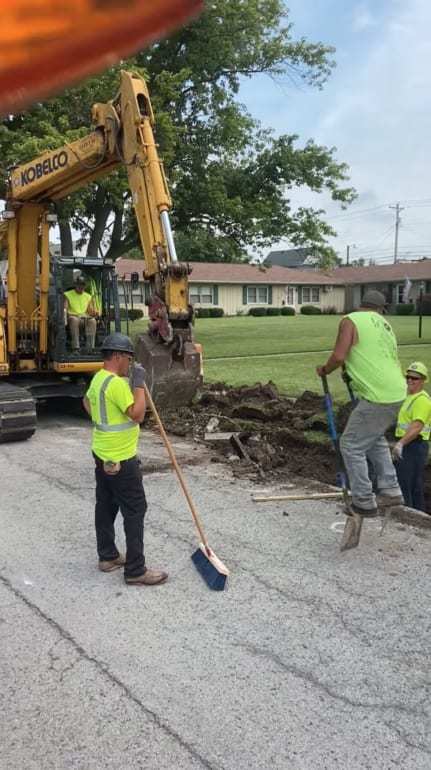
top-left (0, 70), bottom-right (202, 442)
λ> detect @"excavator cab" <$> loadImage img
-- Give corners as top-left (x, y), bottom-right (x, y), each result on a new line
top-left (50, 256), bottom-right (121, 366)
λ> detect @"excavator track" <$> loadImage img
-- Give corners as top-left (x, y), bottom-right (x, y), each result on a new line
top-left (0, 382), bottom-right (37, 443)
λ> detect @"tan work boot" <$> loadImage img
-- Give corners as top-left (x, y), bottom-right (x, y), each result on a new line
top-left (125, 568), bottom-right (168, 586)
top-left (98, 554), bottom-right (126, 572)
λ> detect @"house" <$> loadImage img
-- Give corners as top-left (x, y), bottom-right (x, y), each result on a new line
top-left (329, 261), bottom-right (431, 312)
top-left (115, 258), bottom-right (345, 315)
top-left (264, 247), bottom-right (319, 270)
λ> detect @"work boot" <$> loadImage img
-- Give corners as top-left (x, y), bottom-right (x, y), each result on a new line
top-left (377, 493), bottom-right (404, 509)
top-left (350, 502), bottom-right (378, 518)
top-left (125, 568), bottom-right (168, 586)
top-left (98, 554), bottom-right (126, 572)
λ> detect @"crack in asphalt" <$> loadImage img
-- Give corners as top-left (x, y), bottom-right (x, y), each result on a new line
top-left (234, 640), bottom-right (431, 758)
top-left (0, 572), bottom-right (221, 770)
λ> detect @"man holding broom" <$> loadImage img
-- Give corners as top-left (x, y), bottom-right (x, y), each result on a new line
top-left (84, 332), bottom-right (168, 586)
top-left (316, 290), bottom-right (406, 517)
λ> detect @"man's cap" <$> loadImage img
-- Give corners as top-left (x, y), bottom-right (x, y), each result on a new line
top-left (361, 290), bottom-right (387, 309)
top-left (101, 332), bottom-right (135, 355)
top-left (405, 361), bottom-right (428, 381)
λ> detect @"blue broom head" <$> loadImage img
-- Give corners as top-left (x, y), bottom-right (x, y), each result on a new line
top-left (191, 546), bottom-right (228, 591)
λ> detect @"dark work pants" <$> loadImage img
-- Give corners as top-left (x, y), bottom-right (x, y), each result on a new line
top-left (94, 456), bottom-right (147, 578)
top-left (395, 439), bottom-right (429, 511)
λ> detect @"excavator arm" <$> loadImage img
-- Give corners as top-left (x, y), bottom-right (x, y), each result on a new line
top-left (5, 70), bottom-right (201, 407)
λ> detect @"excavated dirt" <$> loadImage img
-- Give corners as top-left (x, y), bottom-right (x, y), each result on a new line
top-left (156, 382), bottom-right (351, 487)
top-left (156, 381), bottom-right (431, 514)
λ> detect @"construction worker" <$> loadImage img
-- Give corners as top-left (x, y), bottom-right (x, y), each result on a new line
top-left (83, 332), bottom-right (168, 586)
top-left (64, 275), bottom-right (98, 351)
top-left (392, 361), bottom-right (431, 511)
top-left (317, 289), bottom-right (406, 517)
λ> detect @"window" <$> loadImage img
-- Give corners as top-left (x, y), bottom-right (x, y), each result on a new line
top-left (298, 286), bottom-right (320, 304)
top-left (247, 286), bottom-right (268, 304)
top-left (190, 285), bottom-right (214, 304)
top-left (286, 286), bottom-right (294, 305)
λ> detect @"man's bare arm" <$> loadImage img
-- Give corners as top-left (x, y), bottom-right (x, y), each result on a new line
top-left (83, 396), bottom-right (91, 415)
top-left (316, 318), bottom-right (356, 376)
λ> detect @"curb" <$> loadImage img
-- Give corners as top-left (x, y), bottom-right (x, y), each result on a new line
top-left (391, 506), bottom-right (431, 530)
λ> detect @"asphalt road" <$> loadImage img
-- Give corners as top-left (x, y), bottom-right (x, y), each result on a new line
top-left (1, 406), bottom-right (430, 770)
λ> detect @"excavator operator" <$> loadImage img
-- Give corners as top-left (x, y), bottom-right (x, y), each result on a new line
top-left (64, 275), bottom-right (98, 351)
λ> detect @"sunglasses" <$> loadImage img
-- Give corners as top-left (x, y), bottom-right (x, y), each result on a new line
top-left (406, 375), bottom-right (422, 381)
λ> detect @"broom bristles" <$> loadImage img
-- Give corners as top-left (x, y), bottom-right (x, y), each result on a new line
top-left (191, 543), bottom-right (229, 591)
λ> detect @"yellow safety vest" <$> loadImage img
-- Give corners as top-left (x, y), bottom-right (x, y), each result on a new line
top-left (396, 391), bottom-right (431, 441)
top-left (65, 289), bottom-right (92, 316)
top-left (86, 369), bottom-right (139, 462)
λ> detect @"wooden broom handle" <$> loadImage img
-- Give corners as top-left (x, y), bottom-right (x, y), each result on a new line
top-left (143, 385), bottom-right (209, 549)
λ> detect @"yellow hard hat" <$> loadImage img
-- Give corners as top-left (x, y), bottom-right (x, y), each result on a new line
top-left (405, 361), bottom-right (428, 381)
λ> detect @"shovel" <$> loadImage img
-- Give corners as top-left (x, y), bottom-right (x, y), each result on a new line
top-left (320, 374), bottom-right (363, 551)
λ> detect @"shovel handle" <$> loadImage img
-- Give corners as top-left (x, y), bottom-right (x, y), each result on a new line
top-left (143, 384), bottom-right (210, 550)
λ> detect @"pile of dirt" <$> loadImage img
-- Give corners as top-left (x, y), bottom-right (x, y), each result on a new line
top-left (156, 381), bottom-right (345, 486)
top-left (155, 380), bottom-right (431, 514)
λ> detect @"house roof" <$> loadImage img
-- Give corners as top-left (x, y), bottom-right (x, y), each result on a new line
top-left (265, 247), bottom-right (316, 268)
top-left (327, 260), bottom-right (431, 284)
top-left (115, 258), bottom-right (337, 285)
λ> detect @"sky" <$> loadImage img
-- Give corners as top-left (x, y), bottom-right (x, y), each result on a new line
top-left (239, 0), bottom-right (431, 264)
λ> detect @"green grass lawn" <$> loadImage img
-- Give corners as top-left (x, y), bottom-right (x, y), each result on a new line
top-left (128, 314), bottom-right (431, 400)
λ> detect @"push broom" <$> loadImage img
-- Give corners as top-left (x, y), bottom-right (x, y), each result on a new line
top-left (144, 384), bottom-right (229, 590)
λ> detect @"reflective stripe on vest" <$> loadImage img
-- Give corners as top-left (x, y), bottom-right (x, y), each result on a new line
top-left (92, 374), bottom-right (135, 433)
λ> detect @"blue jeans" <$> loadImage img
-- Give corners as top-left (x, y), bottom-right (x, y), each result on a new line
top-left (340, 399), bottom-right (403, 510)
top-left (395, 439), bottom-right (429, 511)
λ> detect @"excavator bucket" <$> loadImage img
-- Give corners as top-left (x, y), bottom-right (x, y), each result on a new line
top-left (135, 333), bottom-right (202, 409)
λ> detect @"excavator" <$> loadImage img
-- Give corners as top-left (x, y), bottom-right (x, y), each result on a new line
top-left (0, 70), bottom-right (202, 443)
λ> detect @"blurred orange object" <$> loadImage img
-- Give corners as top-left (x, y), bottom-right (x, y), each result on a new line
top-left (0, 0), bottom-right (202, 114)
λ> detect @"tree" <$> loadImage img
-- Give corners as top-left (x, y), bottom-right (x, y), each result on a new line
top-left (0, 1), bottom-right (355, 266)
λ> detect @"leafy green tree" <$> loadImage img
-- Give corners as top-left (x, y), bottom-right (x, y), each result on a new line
top-left (0, 1), bottom-right (355, 266)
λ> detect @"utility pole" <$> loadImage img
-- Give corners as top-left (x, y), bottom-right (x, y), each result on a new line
top-left (389, 202), bottom-right (404, 263)
top-left (346, 244), bottom-right (355, 265)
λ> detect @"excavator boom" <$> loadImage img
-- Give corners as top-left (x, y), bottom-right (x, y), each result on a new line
top-left (0, 70), bottom-right (201, 443)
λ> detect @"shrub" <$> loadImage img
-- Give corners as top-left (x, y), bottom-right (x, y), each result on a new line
top-left (266, 307), bottom-right (282, 316)
top-left (300, 305), bottom-right (322, 315)
top-left (322, 306), bottom-right (338, 315)
top-left (396, 303), bottom-right (414, 315)
top-left (248, 307), bottom-right (268, 316)
top-left (209, 307), bottom-right (224, 317)
top-left (416, 294), bottom-right (431, 316)
top-left (281, 306), bottom-right (295, 316)
top-left (195, 307), bottom-right (210, 318)
top-left (115, 307), bottom-right (144, 321)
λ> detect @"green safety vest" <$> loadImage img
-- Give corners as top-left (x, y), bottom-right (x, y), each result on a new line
top-left (86, 369), bottom-right (139, 462)
top-left (344, 311), bottom-right (406, 403)
top-left (395, 391), bottom-right (431, 441)
top-left (65, 289), bottom-right (92, 316)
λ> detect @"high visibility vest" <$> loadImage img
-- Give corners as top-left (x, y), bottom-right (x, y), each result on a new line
top-left (86, 369), bottom-right (139, 462)
top-left (65, 289), bottom-right (91, 316)
top-left (344, 311), bottom-right (406, 403)
top-left (396, 391), bottom-right (431, 441)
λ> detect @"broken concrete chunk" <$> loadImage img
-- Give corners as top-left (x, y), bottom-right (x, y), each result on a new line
top-left (205, 416), bottom-right (220, 433)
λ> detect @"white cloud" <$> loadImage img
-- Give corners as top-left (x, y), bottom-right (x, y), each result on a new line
top-left (314, 0), bottom-right (431, 261)
top-left (353, 4), bottom-right (377, 31)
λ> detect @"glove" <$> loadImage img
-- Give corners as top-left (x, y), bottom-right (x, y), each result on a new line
top-left (392, 441), bottom-right (403, 461)
top-left (130, 363), bottom-right (146, 390)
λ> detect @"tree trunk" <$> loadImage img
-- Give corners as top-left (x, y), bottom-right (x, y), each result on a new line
top-left (86, 186), bottom-right (111, 257)
top-left (58, 220), bottom-right (73, 255)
